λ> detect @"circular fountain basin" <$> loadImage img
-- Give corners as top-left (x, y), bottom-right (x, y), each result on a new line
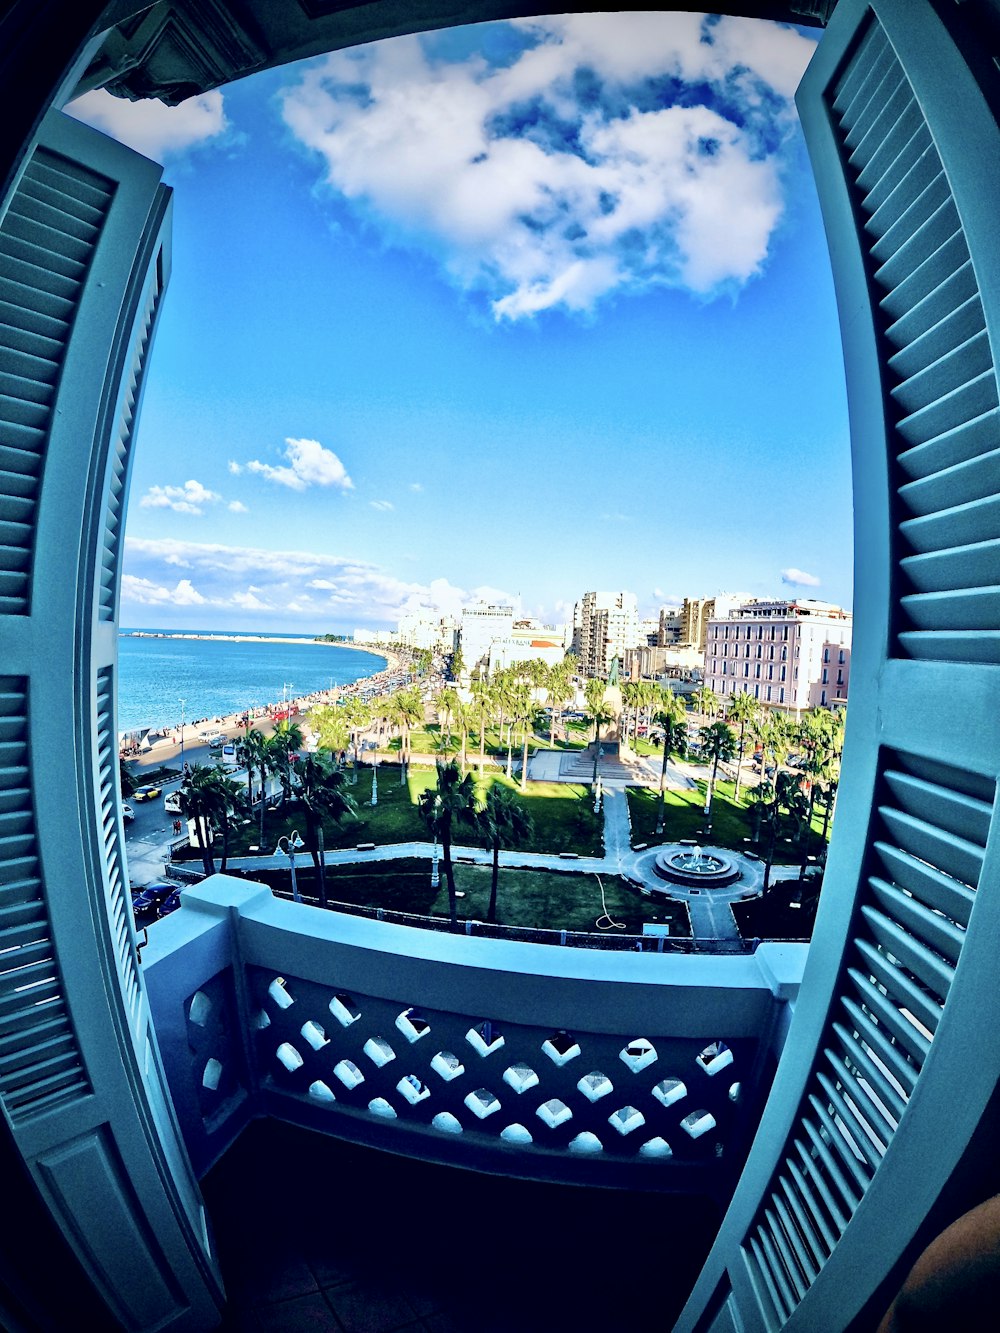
top-left (653, 844), bottom-right (741, 888)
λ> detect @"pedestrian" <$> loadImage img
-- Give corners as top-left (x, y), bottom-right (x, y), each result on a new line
top-left (173, 818), bottom-right (182, 835)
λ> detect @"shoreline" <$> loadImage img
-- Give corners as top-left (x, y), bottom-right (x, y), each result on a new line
top-left (119, 641), bottom-right (406, 758)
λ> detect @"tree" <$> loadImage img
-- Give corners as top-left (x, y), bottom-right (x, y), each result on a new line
top-left (469, 677), bottom-right (494, 776)
top-left (450, 643), bottom-right (465, 681)
top-left (476, 784), bottom-right (533, 924)
top-left (292, 751), bottom-right (356, 909)
top-left (583, 676), bottom-right (613, 788)
top-left (310, 704), bottom-right (350, 763)
top-left (393, 686), bottom-right (424, 783)
top-left (691, 684), bottom-right (719, 721)
top-left (269, 719), bottom-right (304, 798)
top-left (699, 720), bottom-right (737, 831)
top-left (342, 696), bottom-right (371, 783)
top-left (725, 690), bottom-right (760, 803)
top-left (177, 764), bottom-right (244, 877)
top-left (758, 715), bottom-right (795, 891)
top-left (236, 724), bottom-right (268, 822)
top-left (418, 760), bottom-right (477, 927)
top-left (436, 686), bottom-right (460, 751)
top-left (653, 689), bottom-right (688, 835)
top-left (546, 661), bottom-right (574, 745)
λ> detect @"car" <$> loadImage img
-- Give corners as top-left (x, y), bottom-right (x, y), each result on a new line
top-left (121, 803), bottom-right (135, 823)
top-left (130, 882), bottom-right (173, 915)
top-left (133, 785), bottom-right (161, 802)
top-left (157, 888), bottom-right (183, 918)
top-left (164, 791), bottom-right (183, 814)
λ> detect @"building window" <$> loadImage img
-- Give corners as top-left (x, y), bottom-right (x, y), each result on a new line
top-left (779, 687), bottom-right (785, 703)
top-left (781, 646), bottom-right (787, 661)
top-left (839, 649), bottom-right (846, 664)
top-left (822, 668), bottom-right (829, 683)
top-left (837, 669), bottom-right (844, 684)
top-left (824, 647), bottom-right (830, 663)
top-left (755, 665), bottom-right (761, 678)
top-left (781, 666), bottom-right (787, 681)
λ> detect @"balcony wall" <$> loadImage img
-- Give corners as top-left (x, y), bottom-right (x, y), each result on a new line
top-left (141, 876), bottom-right (807, 1193)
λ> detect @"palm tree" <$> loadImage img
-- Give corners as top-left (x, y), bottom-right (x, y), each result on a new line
top-left (395, 685), bottom-right (424, 782)
top-left (758, 715), bottom-right (795, 891)
top-left (269, 719), bottom-right (304, 798)
top-left (476, 784), bottom-right (533, 924)
top-left (437, 686), bottom-right (460, 751)
top-left (545, 661), bottom-right (574, 745)
top-left (699, 720), bottom-right (737, 831)
top-left (292, 751), bottom-right (356, 909)
top-left (725, 690), bottom-right (760, 803)
top-left (236, 724), bottom-right (268, 819)
top-left (469, 677), bottom-right (494, 776)
top-left (418, 760), bottom-right (476, 927)
top-left (653, 690), bottom-right (688, 835)
top-left (691, 684), bottom-right (719, 722)
top-left (582, 677), bottom-right (615, 789)
top-left (310, 704), bottom-right (350, 764)
top-left (119, 757), bottom-right (137, 799)
top-left (211, 771), bottom-right (248, 873)
top-left (342, 696), bottom-right (371, 783)
top-left (177, 764), bottom-right (225, 877)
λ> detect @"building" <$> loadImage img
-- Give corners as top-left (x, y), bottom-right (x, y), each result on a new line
top-left (3, 6), bottom-right (1000, 1333)
top-left (703, 598), bottom-right (852, 712)
top-left (679, 593), bottom-right (753, 651)
top-left (487, 621), bottom-right (567, 674)
top-left (657, 605), bottom-right (684, 645)
top-left (572, 590), bottom-right (641, 677)
top-left (458, 602), bottom-right (515, 672)
top-left (396, 608), bottom-right (457, 654)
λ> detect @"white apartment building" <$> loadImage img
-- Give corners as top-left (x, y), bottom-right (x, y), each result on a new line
top-left (488, 622), bottom-right (566, 674)
top-left (572, 590), bottom-right (641, 677)
top-left (396, 608), bottom-right (458, 654)
top-left (704, 598), bottom-right (852, 712)
top-left (459, 603), bottom-right (515, 672)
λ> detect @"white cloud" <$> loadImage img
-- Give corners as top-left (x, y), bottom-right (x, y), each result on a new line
top-left (228, 500), bottom-right (249, 513)
top-left (244, 437), bottom-right (354, 492)
top-left (281, 13), bottom-right (814, 318)
top-left (66, 89), bottom-right (227, 159)
top-left (781, 567), bottom-right (821, 587)
top-left (370, 499), bottom-right (394, 511)
top-left (121, 575), bottom-right (208, 607)
top-left (409, 482), bottom-right (424, 492)
top-left (228, 461), bottom-right (243, 475)
top-left (139, 479), bottom-right (221, 515)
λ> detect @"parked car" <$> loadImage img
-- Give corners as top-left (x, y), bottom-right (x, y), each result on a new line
top-left (130, 882), bottom-right (173, 915)
top-left (121, 803), bottom-right (135, 823)
top-left (164, 790), bottom-right (183, 814)
top-left (133, 785), bottom-right (161, 802)
top-left (157, 888), bottom-right (183, 918)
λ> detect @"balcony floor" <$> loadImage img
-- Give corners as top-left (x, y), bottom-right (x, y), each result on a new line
top-left (203, 1120), bottom-right (720, 1332)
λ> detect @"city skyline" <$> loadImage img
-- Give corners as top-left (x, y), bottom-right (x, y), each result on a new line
top-left (71, 12), bottom-right (853, 634)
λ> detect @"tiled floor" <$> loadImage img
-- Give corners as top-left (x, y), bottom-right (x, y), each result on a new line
top-left (203, 1120), bottom-right (721, 1332)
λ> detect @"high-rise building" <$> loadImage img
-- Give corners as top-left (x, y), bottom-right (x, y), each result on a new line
top-left (459, 603), bottom-right (515, 672)
top-left (572, 591), bottom-right (641, 677)
top-left (704, 597), bottom-right (852, 712)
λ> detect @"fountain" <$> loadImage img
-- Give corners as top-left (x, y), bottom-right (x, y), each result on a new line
top-left (653, 842), bottom-right (741, 888)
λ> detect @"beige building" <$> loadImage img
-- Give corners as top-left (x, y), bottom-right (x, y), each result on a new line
top-left (572, 590), bottom-right (641, 677)
top-left (704, 598), bottom-right (852, 712)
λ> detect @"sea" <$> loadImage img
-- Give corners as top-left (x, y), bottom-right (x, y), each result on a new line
top-left (117, 629), bottom-right (389, 735)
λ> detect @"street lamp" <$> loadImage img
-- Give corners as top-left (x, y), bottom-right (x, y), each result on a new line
top-left (370, 745), bottom-right (378, 807)
top-left (282, 681), bottom-right (293, 715)
top-left (274, 831), bottom-right (305, 903)
top-left (179, 698), bottom-right (186, 769)
top-left (594, 774), bottom-right (603, 814)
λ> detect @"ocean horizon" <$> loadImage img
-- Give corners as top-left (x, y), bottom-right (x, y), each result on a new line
top-left (117, 628), bottom-right (389, 734)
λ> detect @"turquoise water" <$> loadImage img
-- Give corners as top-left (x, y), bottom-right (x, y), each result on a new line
top-left (117, 630), bottom-right (388, 734)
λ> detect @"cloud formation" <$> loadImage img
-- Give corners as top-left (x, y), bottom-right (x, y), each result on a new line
top-left (66, 89), bottom-right (227, 159)
top-left (139, 479), bottom-right (221, 515)
top-left (122, 537), bottom-right (520, 625)
top-left (243, 438), bottom-right (354, 492)
top-left (781, 567), bottom-right (821, 587)
top-left (369, 499), bottom-right (394, 511)
top-left (281, 13), bottom-right (814, 318)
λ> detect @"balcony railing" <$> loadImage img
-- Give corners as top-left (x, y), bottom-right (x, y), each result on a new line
top-left (141, 875), bottom-right (807, 1190)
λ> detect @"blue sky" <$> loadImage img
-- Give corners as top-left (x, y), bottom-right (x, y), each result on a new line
top-left (69, 11), bottom-right (851, 634)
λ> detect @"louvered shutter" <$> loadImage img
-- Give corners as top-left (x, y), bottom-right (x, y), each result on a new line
top-left (0, 109), bottom-right (223, 1329)
top-left (678, 3), bottom-right (1000, 1330)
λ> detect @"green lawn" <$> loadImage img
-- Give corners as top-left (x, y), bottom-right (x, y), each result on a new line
top-left (225, 765), bottom-right (603, 857)
top-left (249, 857), bottom-right (689, 935)
top-left (627, 778), bottom-right (834, 861)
